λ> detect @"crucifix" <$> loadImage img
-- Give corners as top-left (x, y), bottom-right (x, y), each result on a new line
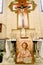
top-left (9, 0), bottom-right (36, 29)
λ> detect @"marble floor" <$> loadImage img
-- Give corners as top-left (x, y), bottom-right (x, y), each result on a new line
top-left (0, 63), bottom-right (43, 65)
top-left (0, 58), bottom-right (43, 65)
top-left (0, 52), bottom-right (43, 65)
top-left (0, 57), bottom-right (43, 65)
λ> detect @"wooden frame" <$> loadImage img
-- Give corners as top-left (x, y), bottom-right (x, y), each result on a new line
top-left (0, 23), bottom-right (2, 32)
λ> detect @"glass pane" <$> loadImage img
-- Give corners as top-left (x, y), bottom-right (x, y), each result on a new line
top-left (0, 0), bottom-right (3, 13)
top-left (41, 0), bottom-right (43, 11)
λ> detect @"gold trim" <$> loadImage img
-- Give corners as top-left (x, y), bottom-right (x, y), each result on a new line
top-left (27, 1), bottom-right (37, 12)
top-left (9, 2), bottom-right (18, 13)
top-left (9, 1), bottom-right (37, 13)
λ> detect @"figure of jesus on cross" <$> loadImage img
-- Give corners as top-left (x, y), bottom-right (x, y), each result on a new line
top-left (9, 0), bottom-right (36, 29)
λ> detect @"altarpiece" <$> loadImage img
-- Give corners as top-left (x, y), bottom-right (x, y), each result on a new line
top-left (9, 0), bottom-right (36, 64)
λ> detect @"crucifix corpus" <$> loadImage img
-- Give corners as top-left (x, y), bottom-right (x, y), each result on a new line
top-left (9, 0), bottom-right (36, 29)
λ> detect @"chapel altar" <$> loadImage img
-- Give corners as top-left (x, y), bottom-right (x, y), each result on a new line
top-left (0, 0), bottom-right (43, 64)
top-left (8, 0), bottom-right (37, 64)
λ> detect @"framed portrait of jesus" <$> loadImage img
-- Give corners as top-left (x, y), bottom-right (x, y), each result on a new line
top-left (16, 37), bottom-right (34, 64)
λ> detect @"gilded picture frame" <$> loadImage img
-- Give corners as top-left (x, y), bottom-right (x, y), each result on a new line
top-left (16, 37), bottom-right (34, 64)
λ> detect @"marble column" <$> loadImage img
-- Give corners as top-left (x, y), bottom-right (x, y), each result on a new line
top-left (39, 41), bottom-right (43, 58)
